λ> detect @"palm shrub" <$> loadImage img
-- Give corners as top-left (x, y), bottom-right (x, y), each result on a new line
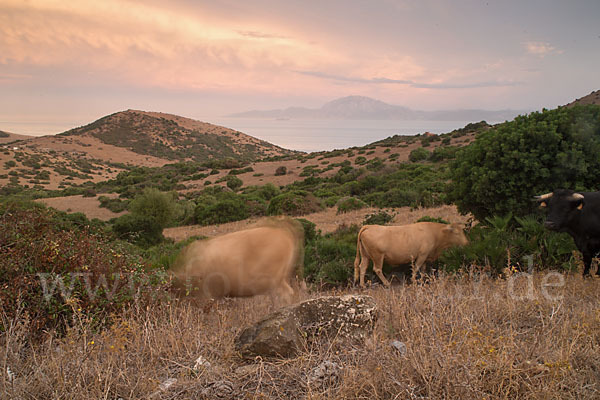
top-left (438, 214), bottom-right (577, 274)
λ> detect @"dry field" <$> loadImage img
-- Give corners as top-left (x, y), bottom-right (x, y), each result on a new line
top-left (164, 205), bottom-right (469, 241)
top-left (36, 194), bottom-right (126, 221)
top-left (2, 273), bottom-right (599, 399)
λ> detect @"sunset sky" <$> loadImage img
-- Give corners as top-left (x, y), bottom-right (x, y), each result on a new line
top-left (1, 0), bottom-right (599, 135)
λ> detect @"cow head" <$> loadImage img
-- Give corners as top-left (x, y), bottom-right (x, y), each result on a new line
top-left (443, 223), bottom-right (469, 247)
top-left (534, 189), bottom-right (584, 231)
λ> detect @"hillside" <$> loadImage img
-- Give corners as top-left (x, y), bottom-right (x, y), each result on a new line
top-left (228, 95), bottom-right (525, 121)
top-left (0, 131), bottom-right (34, 144)
top-left (565, 89), bottom-right (600, 107)
top-left (0, 111), bottom-right (297, 191)
top-left (60, 110), bottom-right (295, 161)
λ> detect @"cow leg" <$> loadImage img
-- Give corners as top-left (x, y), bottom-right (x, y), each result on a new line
top-left (412, 256), bottom-right (427, 283)
top-left (358, 256), bottom-right (370, 287)
top-left (270, 281), bottom-right (295, 308)
top-left (582, 252), bottom-right (592, 277)
top-left (372, 255), bottom-right (391, 287)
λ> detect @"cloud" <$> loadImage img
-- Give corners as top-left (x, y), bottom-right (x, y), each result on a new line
top-left (523, 41), bottom-right (563, 57)
top-left (296, 70), bottom-right (521, 89)
top-left (0, 0), bottom-right (341, 92)
top-left (236, 30), bottom-right (289, 40)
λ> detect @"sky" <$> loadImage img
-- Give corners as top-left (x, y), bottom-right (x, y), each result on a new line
top-left (1, 0), bottom-right (599, 137)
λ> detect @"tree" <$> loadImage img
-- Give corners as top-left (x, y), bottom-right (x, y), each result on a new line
top-left (128, 187), bottom-right (176, 227)
top-left (448, 105), bottom-right (600, 221)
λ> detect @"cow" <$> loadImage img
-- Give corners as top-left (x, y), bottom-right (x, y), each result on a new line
top-left (171, 217), bottom-right (305, 304)
top-left (535, 189), bottom-right (600, 277)
top-left (354, 222), bottom-right (468, 287)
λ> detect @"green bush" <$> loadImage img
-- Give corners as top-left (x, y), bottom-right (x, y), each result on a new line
top-left (448, 105), bottom-right (600, 220)
top-left (195, 198), bottom-right (249, 225)
top-left (363, 211), bottom-right (395, 225)
top-left (128, 188), bottom-right (176, 228)
top-left (267, 191), bottom-right (323, 216)
top-left (0, 200), bottom-right (168, 340)
top-left (416, 216), bottom-right (449, 224)
top-left (336, 197), bottom-right (367, 214)
top-left (98, 196), bottom-right (129, 213)
top-left (409, 147), bottom-right (430, 162)
top-left (275, 166), bottom-right (287, 176)
top-left (112, 214), bottom-right (164, 247)
top-left (225, 175), bottom-right (243, 191)
top-left (304, 225), bottom-right (359, 285)
top-left (438, 215), bottom-right (577, 274)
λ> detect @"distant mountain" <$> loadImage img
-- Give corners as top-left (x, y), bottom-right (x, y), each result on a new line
top-left (59, 110), bottom-right (295, 161)
top-left (228, 95), bottom-right (526, 122)
top-left (564, 89), bottom-right (600, 107)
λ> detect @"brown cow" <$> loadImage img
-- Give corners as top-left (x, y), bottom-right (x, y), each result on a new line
top-left (354, 222), bottom-right (468, 286)
top-left (171, 217), bottom-right (304, 304)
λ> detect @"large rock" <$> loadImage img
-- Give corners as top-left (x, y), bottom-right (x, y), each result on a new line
top-left (235, 295), bottom-right (378, 359)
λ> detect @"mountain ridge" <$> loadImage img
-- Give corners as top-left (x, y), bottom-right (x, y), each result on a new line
top-left (227, 95), bottom-right (527, 121)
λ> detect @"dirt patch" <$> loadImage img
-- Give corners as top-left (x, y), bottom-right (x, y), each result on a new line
top-left (36, 194), bottom-right (126, 221)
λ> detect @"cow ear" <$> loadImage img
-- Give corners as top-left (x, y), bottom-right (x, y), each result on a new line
top-left (539, 201), bottom-right (547, 208)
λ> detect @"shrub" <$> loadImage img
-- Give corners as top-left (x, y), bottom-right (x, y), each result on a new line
top-left (409, 147), bottom-right (430, 162)
top-left (275, 166), bottom-right (287, 176)
top-left (448, 105), bottom-right (600, 220)
top-left (363, 211), bottom-right (395, 225)
top-left (304, 225), bottom-right (359, 285)
top-left (195, 198), bottom-right (249, 225)
top-left (336, 197), bottom-right (367, 214)
top-left (0, 200), bottom-right (168, 339)
top-left (98, 196), bottom-right (129, 213)
top-left (267, 191), bottom-right (323, 216)
top-left (417, 216), bottom-right (449, 224)
top-left (128, 188), bottom-right (176, 228)
top-left (82, 188), bottom-right (97, 198)
top-left (225, 175), bottom-right (243, 191)
top-left (438, 214), bottom-right (577, 274)
top-left (112, 214), bottom-right (164, 247)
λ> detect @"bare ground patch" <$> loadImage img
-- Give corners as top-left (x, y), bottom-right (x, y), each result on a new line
top-left (36, 194), bottom-right (126, 221)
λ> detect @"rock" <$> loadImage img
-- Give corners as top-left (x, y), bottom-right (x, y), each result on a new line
top-left (235, 294), bottom-right (378, 358)
top-left (193, 355), bottom-right (211, 371)
top-left (201, 380), bottom-right (235, 398)
top-left (307, 360), bottom-right (343, 387)
top-left (390, 340), bottom-right (407, 356)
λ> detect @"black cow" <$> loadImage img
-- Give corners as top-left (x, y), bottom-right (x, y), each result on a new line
top-left (535, 189), bottom-right (600, 277)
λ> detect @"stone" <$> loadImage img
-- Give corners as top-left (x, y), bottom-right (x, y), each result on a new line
top-left (390, 340), bottom-right (407, 356)
top-left (307, 360), bottom-right (343, 387)
top-left (235, 294), bottom-right (378, 359)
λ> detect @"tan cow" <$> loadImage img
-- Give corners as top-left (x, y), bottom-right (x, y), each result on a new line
top-left (171, 217), bottom-right (304, 304)
top-left (354, 222), bottom-right (468, 286)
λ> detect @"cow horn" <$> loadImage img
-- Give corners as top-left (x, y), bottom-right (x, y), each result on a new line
top-left (571, 193), bottom-right (584, 200)
top-left (534, 192), bottom-right (553, 201)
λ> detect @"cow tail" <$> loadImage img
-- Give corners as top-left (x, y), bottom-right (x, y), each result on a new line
top-left (354, 226), bottom-right (368, 282)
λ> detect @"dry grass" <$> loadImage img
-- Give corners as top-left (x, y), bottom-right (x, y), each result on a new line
top-left (2, 272), bottom-right (600, 399)
top-left (164, 204), bottom-right (470, 241)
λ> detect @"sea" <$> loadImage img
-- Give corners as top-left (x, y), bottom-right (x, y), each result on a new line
top-left (207, 117), bottom-right (486, 152)
top-left (2, 116), bottom-right (494, 153)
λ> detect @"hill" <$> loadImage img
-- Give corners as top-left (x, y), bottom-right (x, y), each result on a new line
top-left (228, 95), bottom-right (525, 121)
top-left (0, 130), bottom-right (34, 144)
top-left (0, 110), bottom-right (297, 191)
top-left (60, 110), bottom-right (294, 161)
top-left (565, 89), bottom-right (600, 107)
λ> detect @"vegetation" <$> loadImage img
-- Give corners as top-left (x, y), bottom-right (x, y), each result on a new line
top-left (449, 105), bottom-right (600, 220)
top-left (0, 199), bottom-right (168, 339)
